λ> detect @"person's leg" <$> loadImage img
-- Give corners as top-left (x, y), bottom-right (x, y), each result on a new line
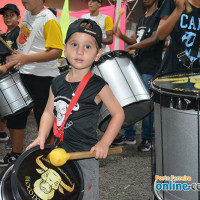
top-left (138, 74), bottom-right (154, 152)
top-left (113, 125), bottom-right (136, 145)
top-left (124, 124), bottom-right (136, 139)
top-left (31, 75), bottom-right (54, 144)
top-left (0, 108), bottom-right (31, 166)
top-left (0, 119), bottom-right (9, 141)
top-left (10, 129), bottom-right (25, 153)
top-left (77, 158), bottom-right (99, 200)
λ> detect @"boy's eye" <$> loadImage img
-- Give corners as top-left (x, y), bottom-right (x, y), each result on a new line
top-left (71, 43), bottom-right (77, 47)
top-left (3, 13), bottom-right (15, 17)
top-left (85, 45), bottom-right (91, 49)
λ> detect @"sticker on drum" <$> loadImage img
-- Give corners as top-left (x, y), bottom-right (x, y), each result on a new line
top-left (151, 69), bottom-right (200, 200)
top-left (92, 50), bottom-right (153, 132)
top-left (0, 69), bottom-right (34, 119)
top-left (0, 145), bottom-right (84, 200)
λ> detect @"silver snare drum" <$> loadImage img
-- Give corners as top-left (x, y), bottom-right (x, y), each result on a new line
top-left (0, 69), bottom-right (34, 118)
top-left (92, 50), bottom-right (153, 132)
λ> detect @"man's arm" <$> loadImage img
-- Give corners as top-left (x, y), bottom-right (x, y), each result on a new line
top-left (102, 30), bottom-right (113, 45)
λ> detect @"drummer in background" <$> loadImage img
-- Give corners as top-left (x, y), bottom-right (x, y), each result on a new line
top-left (112, 0), bottom-right (165, 152)
top-left (0, 4), bottom-right (21, 150)
top-left (82, 0), bottom-right (114, 53)
top-left (0, 0), bottom-right (63, 167)
top-left (126, 0), bottom-right (200, 73)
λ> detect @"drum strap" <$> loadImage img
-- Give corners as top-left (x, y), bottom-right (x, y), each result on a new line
top-left (53, 71), bottom-right (92, 142)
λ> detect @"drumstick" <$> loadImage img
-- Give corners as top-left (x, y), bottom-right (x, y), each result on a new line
top-left (115, 8), bottom-right (125, 28)
top-left (185, 0), bottom-right (192, 14)
top-left (69, 146), bottom-right (123, 160)
top-left (47, 146), bottom-right (123, 167)
top-left (0, 36), bottom-right (14, 53)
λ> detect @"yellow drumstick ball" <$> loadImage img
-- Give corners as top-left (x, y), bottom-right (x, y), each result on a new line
top-left (118, 8), bottom-right (124, 16)
top-left (47, 148), bottom-right (70, 167)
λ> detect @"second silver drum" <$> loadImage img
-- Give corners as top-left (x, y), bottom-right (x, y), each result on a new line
top-left (92, 50), bottom-right (153, 132)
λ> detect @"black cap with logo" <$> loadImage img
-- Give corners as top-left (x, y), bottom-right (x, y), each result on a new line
top-left (65, 18), bottom-right (102, 48)
top-left (0, 4), bottom-right (20, 16)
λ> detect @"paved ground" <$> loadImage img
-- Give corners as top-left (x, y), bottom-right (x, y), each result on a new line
top-left (0, 112), bottom-right (154, 200)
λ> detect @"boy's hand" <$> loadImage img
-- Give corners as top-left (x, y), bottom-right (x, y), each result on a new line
top-left (113, 26), bottom-right (122, 38)
top-left (89, 141), bottom-right (109, 159)
top-left (26, 136), bottom-right (46, 151)
top-left (7, 50), bottom-right (28, 68)
top-left (0, 64), bottom-right (8, 74)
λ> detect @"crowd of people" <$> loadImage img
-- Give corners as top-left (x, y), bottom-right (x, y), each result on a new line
top-left (0, 0), bottom-right (200, 199)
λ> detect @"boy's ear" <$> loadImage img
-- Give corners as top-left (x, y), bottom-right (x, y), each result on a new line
top-left (94, 48), bottom-right (103, 62)
top-left (17, 16), bottom-right (21, 24)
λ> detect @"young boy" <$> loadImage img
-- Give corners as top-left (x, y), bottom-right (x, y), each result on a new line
top-left (0, 0), bottom-right (63, 167)
top-left (0, 4), bottom-right (21, 148)
top-left (27, 18), bottom-right (125, 199)
top-left (0, 4), bottom-right (20, 73)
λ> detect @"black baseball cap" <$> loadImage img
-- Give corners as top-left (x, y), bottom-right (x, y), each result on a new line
top-left (0, 4), bottom-right (20, 16)
top-left (65, 18), bottom-right (102, 48)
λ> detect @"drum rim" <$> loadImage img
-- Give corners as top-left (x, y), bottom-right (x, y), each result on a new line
top-left (11, 145), bottom-right (84, 200)
top-left (151, 68), bottom-right (200, 98)
top-left (0, 163), bottom-right (15, 200)
top-left (97, 50), bottom-right (129, 64)
top-left (0, 68), bottom-right (18, 80)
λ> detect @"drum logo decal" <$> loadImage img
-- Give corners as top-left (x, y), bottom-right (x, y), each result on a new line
top-left (25, 155), bottom-right (75, 200)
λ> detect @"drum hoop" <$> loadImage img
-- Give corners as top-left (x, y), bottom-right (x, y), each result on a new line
top-left (11, 145), bottom-right (84, 200)
top-left (96, 50), bottom-right (129, 65)
top-left (151, 68), bottom-right (200, 99)
top-left (0, 68), bottom-right (18, 80)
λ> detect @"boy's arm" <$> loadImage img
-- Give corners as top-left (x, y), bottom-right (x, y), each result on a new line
top-left (26, 87), bottom-right (55, 150)
top-left (90, 85), bottom-right (125, 159)
top-left (8, 48), bottom-right (62, 69)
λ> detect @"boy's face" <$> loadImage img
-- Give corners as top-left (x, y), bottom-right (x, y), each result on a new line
top-left (21, 0), bottom-right (44, 12)
top-left (3, 10), bottom-right (20, 28)
top-left (64, 32), bottom-right (102, 70)
top-left (88, 0), bottom-right (101, 13)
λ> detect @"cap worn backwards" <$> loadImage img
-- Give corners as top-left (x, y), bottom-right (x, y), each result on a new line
top-left (0, 4), bottom-right (20, 16)
top-left (65, 18), bottom-right (102, 48)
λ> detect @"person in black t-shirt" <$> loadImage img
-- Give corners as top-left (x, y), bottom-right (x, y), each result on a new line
top-left (126, 0), bottom-right (200, 74)
top-left (113, 0), bottom-right (165, 152)
top-left (0, 4), bottom-right (20, 73)
top-left (27, 18), bottom-right (125, 200)
top-left (0, 4), bottom-right (21, 149)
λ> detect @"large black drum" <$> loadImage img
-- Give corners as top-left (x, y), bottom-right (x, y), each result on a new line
top-left (151, 69), bottom-right (200, 200)
top-left (0, 145), bottom-right (84, 200)
top-left (92, 50), bottom-right (153, 132)
top-left (0, 69), bottom-right (34, 119)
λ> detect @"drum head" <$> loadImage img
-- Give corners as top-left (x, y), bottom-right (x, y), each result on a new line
top-left (11, 145), bottom-right (84, 200)
top-left (151, 69), bottom-right (200, 97)
top-left (151, 69), bottom-right (200, 110)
